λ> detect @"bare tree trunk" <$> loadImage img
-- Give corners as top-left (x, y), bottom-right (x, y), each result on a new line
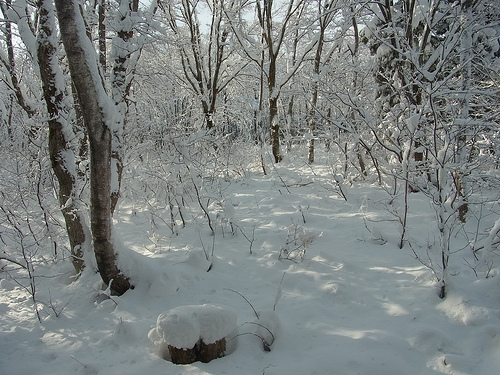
top-left (110, 0), bottom-right (155, 214)
top-left (261, 0), bottom-right (282, 163)
top-left (307, 91), bottom-right (317, 164)
top-left (456, 0), bottom-right (474, 223)
top-left (269, 95), bottom-right (282, 163)
top-left (307, 35), bottom-right (321, 164)
top-left (163, 0), bottom-right (231, 132)
top-left (348, 9), bottom-right (367, 177)
top-left (37, 0), bottom-right (87, 273)
top-left (109, 0), bottom-right (137, 214)
top-left (98, 0), bottom-right (107, 73)
top-left (54, 0), bottom-right (130, 295)
top-left (307, 0), bottom-right (335, 164)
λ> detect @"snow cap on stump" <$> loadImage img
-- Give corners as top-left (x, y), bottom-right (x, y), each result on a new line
top-left (149, 304), bottom-right (238, 364)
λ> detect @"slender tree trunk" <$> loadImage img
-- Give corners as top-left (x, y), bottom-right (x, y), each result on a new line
top-left (456, 0), bottom-right (473, 222)
top-left (202, 102), bottom-right (215, 130)
top-left (37, 0), bottom-right (87, 273)
top-left (437, 166), bottom-right (450, 299)
top-left (110, 0), bottom-right (152, 214)
top-left (268, 49), bottom-right (282, 163)
top-left (110, 0), bottom-right (136, 214)
top-left (307, 100), bottom-right (317, 164)
top-left (307, 0), bottom-right (332, 164)
top-left (269, 95), bottom-right (282, 163)
top-left (257, 36), bottom-right (266, 146)
top-left (307, 35), bottom-right (322, 164)
top-left (98, 0), bottom-right (107, 72)
top-left (54, 0), bottom-right (130, 295)
top-left (71, 80), bottom-right (89, 178)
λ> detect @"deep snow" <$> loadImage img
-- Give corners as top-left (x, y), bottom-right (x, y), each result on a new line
top-left (1, 157), bottom-right (500, 375)
top-left (150, 304), bottom-right (238, 349)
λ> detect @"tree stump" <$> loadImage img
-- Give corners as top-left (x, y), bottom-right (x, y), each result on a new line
top-left (199, 337), bottom-right (226, 363)
top-left (150, 304), bottom-right (237, 365)
top-left (168, 344), bottom-right (198, 365)
top-left (167, 337), bottom-right (227, 365)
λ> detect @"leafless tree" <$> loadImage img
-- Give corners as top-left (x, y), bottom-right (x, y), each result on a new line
top-left (227, 0), bottom-right (317, 163)
top-left (37, 0), bottom-right (88, 273)
top-left (160, 0), bottom-right (246, 132)
top-left (307, 0), bottom-right (339, 164)
top-left (54, 0), bottom-right (131, 295)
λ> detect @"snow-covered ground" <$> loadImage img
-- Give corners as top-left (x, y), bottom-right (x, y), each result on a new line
top-left (1, 157), bottom-right (500, 375)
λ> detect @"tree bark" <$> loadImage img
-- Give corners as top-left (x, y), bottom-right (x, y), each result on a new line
top-left (261, 1), bottom-right (282, 163)
top-left (54, 0), bottom-right (130, 295)
top-left (307, 8), bottom-right (324, 164)
top-left (98, 0), bottom-right (107, 73)
top-left (37, 0), bottom-right (87, 273)
top-left (269, 96), bottom-right (282, 163)
top-left (110, 0), bottom-right (153, 214)
top-left (456, 0), bottom-right (474, 223)
top-left (168, 338), bottom-right (226, 364)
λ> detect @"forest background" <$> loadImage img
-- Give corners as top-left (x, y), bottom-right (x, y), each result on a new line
top-left (1, 1), bottom-right (500, 374)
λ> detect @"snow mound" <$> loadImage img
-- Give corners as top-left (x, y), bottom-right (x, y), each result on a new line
top-left (149, 304), bottom-right (237, 349)
top-left (408, 327), bottom-right (456, 354)
top-left (253, 310), bottom-right (281, 351)
top-left (437, 295), bottom-right (491, 326)
top-left (184, 249), bottom-right (212, 271)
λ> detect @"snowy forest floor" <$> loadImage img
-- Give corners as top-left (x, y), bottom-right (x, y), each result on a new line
top-left (1, 155), bottom-right (500, 375)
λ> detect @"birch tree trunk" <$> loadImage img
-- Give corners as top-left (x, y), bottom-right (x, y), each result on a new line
top-left (37, 0), bottom-right (88, 273)
top-left (54, 0), bottom-right (131, 295)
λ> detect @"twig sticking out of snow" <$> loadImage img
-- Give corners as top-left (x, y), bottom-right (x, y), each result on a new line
top-left (247, 321), bottom-right (276, 351)
top-left (224, 288), bottom-right (282, 351)
top-left (224, 288), bottom-right (259, 318)
top-left (262, 364), bottom-right (277, 374)
top-left (273, 272), bottom-right (286, 312)
top-left (70, 355), bottom-right (87, 368)
top-left (234, 223), bottom-right (256, 254)
top-left (237, 310), bottom-right (280, 352)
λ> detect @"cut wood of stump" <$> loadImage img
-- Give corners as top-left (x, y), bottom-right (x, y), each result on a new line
top-left (168, 337), bottom-right (226, 364)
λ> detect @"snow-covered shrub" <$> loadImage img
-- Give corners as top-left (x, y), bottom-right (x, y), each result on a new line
top-left (279, 223), bottom-right (321, 262)
top-left (214, 198), bottom-right (236, 236)
top-left (121, 128), bottom-right (257, 242)
top-left (149, 304), bottom-right (238, 364)
top-left (0, 140), bottom-right (65, 321)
